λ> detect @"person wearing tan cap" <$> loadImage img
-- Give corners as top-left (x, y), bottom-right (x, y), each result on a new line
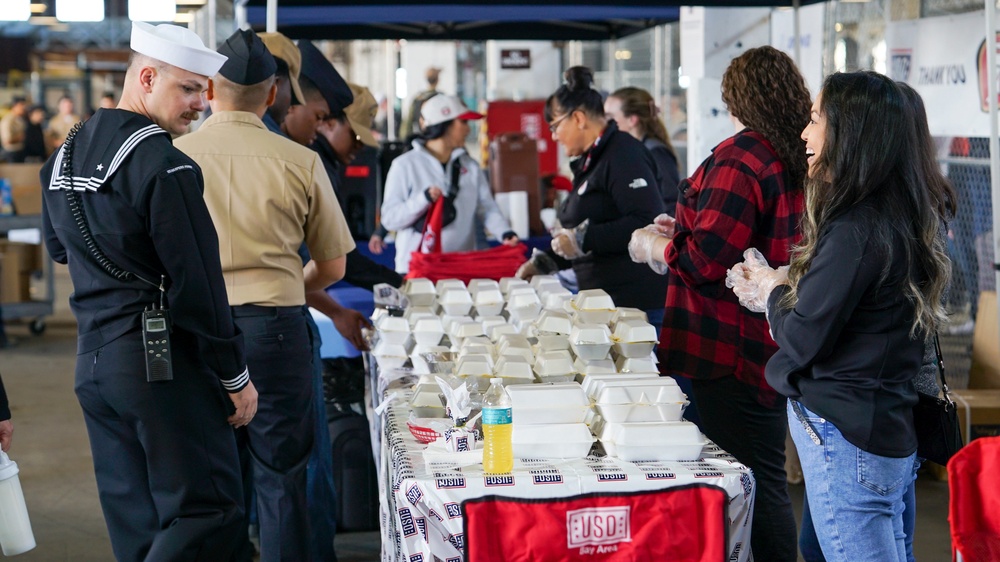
top-left (39, 21), bottom-right (256, 562)
top-left (175, 28), bottom-right (355, 562)
top-left (258, 32), bottom-right (305, 134)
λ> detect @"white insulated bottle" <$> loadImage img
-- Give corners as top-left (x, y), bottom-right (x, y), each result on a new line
top-left (0, 450), bottom-right (35, 556)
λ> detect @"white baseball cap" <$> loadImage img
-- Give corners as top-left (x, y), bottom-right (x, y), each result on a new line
top-left (130, 21), bottom-right (228, 77)
top-left (420, 94), bottom-right (482, 127)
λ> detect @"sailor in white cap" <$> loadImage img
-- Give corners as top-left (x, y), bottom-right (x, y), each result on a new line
top-left (40, 22), bottom-right (257, 562)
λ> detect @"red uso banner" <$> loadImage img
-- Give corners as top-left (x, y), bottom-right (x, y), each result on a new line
top-left (462, 485), bottom-right (729, 561)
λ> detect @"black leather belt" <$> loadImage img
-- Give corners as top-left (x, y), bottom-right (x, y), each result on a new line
top-left (230, 304), bottom-right (303, 318)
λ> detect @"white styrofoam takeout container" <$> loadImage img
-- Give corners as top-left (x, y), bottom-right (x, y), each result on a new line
top-left (534, 309), bottom-right (573, 335)
top-left (599, 421), bottom-right (706, 461)
top-left (568, 323), bottom-right (612, 361)
top-left (512, 423), bottom-right (595, 459)
top-left (611, 318), bottom-right (658, 358)
top-left (533, 349), bottom-right (576, 383)
top-left (493, 355), bottom-right (535, 386)
top-left (499, 277), bottom-right (530, 296)
top-left (507, 382), bottom-right (590, 424)
top-left (594, 380), bottom-right (688, 423)
top-left (572, 355), bottom-right (616, 376)
top-left (571, 288), bottom-right (616, 324)
top-left (614, 355), bottom-right (659, 374)
top-left (438, 288), bottom-right (473, 316)
top-left (401, 278), bottom-right (437, 307)
top-left (411, 317), bottom-right (445, 346)
top-left (579, 372), bottom-right (661, 399)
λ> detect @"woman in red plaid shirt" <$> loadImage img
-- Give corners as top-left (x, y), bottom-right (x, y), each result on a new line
top-left (630, 46), bottom-right (811, 562)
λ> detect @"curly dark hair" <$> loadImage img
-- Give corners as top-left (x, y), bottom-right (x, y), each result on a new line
top-left (721, 46), bottom-right (812, 189)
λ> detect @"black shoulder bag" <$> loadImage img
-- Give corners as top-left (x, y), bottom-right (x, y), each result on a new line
top-left (913, 334), bottom-right (963, 465)
top-left (413, 160), bottom-right (460, 232)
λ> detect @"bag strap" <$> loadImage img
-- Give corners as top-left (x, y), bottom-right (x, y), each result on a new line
top-left (933, 332), bottom-right (955, 406)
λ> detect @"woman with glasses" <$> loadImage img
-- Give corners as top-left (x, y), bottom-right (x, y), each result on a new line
top-left (516, 66), bottom-right (667, 322)
top-left (381, 94), bottom-right (518, 274)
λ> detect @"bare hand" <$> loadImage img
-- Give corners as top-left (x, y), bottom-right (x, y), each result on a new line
top-left (368, 234), bottom-right (385, 254)
top-left (502, 235), bottom-right (520, 247)
top-left (0, 420), bottom-right (12, 452)
top-left (227, 381), bottom-right (259, 428)
top-left (331, 307), bottom-right (374, 351)
top-left (515, 260), bottom-right (538, 280)
top-left (426, 186), bottom-right (443, 202)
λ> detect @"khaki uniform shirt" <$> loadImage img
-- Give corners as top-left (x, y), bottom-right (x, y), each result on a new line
top-left (47, 113), bottom-right (80, 149)
top-left (175, 111), bottom-right (354, 307)
top-left (0, 112), bottom-right (25, 152)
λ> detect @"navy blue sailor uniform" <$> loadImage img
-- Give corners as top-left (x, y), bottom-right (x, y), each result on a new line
top-left (40, 108), bottom-right (248, 562)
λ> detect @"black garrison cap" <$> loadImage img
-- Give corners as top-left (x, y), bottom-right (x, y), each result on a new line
top-left (217, 29), bottom-right (277, 85)
top-left (297, 39), bottom-right (353, 116)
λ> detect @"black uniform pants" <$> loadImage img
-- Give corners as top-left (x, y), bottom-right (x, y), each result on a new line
top-left (690, 374), bottom-right (798, 562)
top-left (232, 306), bottom-right (315, 562)
top-left (76, 329), bottom-right (244, 562)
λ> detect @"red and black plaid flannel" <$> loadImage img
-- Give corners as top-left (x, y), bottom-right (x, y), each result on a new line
top-left (659, 130), bottom-right (803, 408)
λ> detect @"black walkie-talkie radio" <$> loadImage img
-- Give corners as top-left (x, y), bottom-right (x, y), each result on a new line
top-left (143, 305), bottom-right (173, 382)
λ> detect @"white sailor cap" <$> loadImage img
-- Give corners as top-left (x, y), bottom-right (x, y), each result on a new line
top-left (130, 21), bottom-right (227, 78)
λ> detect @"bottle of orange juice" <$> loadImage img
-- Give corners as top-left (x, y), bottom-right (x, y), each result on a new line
top-left (482, 378), bottom-right (513, 473)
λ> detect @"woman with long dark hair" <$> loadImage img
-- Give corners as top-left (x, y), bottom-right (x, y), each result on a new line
top-left (515, 66), bottom-right (667, 320)
top-left (729, 71), bottom-right (951, 561)
top-left (629, 46), bottom-right (812, 561)
top-left (604, 87), bottom-right (681, 215)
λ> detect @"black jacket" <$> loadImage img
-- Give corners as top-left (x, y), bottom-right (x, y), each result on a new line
top-left (766, 206), bottom-right (922, 457)
top-left (41, 109), bottom-right (247, 387)
top-left (643, 137), bottom-right (681, 217)
top-left (551, 121), bottom-right (667, 311)
top-left (310, 134), bottom-right (402, 290)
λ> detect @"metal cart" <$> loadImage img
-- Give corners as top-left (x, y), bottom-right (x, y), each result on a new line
top-left (0, 214), bottom-right (54, 335)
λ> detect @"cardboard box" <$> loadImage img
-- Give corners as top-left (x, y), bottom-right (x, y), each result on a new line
top-left (0, 163), bottom-right (44, 215)
top-left (0, 240), bottom-right (42, 304)
top-left (970, 291), bottom-right (1000, 389)
top-left (928, 389), bottom-right (1000, 480)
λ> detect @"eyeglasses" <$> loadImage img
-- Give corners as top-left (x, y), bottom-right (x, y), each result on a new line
top-left (548, 112), bottom-right (571, 134)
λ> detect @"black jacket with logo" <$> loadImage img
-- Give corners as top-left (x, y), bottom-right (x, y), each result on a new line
top-left (552, 121), bottom-right (667, 310)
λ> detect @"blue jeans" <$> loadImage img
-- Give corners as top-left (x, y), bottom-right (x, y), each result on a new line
top-left (799, 457), bottom-right (921, 562)
top-left (789, 402), bottom-right (913, 562)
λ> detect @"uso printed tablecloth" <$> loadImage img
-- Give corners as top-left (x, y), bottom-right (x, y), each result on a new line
top-left (377, 390), bottom-right (755, 562)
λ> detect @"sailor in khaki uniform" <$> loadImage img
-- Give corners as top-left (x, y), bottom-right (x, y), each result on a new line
top-left (174, 29), bottom-right (354, 562)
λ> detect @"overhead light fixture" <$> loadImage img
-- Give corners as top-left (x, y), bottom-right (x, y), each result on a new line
top-left (29, 3), bottom-right (46, 14)
top-left (129, 0), bottom-right (176, 22)
top-left (0, 0), bottom-right (31, 22)
top-left (173, 12), bottom-right (194, 23)
top-left (177, 0), bottom-right (207, 5)
top-left (56, 0), bottom-right (103, 21)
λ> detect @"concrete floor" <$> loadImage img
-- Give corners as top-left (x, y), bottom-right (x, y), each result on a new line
top-left (0, 267), bottom-right (952, 561)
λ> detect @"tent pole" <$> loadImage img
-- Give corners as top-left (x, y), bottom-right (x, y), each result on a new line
top-left (793, 0), bottom-right (801, 68)
top-left (208, 0), bottom-right (217, 48)
top-left (386, 40), bottom-right (397, 141)
top-left (267, 0), bottom-right (277, 33)
top-left (986, 0), bottom-right (1000, 347)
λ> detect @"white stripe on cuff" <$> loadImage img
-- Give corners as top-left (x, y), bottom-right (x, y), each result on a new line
top-left (221, 367), bottom-right (250, 392)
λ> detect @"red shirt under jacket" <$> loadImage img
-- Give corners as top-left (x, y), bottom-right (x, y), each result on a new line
top-left (660, 129), bottom-right (803, 409)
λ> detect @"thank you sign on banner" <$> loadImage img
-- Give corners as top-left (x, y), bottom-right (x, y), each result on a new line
top-left (887, 11), bottom-right (994, 137)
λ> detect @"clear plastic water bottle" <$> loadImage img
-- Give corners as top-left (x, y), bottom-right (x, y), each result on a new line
top-left (482, 377), bottom-right (513, 474)
top-left (0, 450), bottom-right (35, 556)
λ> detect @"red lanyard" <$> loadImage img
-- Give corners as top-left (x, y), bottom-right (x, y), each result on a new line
top-left (580, 129), bottom-right (605, 174)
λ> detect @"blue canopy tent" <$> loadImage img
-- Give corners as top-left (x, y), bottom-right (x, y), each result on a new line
top-left (237, 1), bottom-right (682, 40)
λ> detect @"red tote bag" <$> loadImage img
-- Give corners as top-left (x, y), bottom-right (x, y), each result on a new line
top-left (407, 198), bottom-right (528, 283)
top-left (463, 485), bottom-right (730, 562)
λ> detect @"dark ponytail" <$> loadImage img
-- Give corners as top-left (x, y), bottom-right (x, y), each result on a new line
top-left (545, 66), bottom-right (605, 122)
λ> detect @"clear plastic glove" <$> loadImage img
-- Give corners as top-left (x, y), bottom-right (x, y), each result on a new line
top-left (725, 248), bottom-right (789, 313)
top-left (651, 213), bottom-right (676, 239)
top-left (628, 226), bottom-right (669, 275)
top-left (551, 219), bottom-right (589, 260)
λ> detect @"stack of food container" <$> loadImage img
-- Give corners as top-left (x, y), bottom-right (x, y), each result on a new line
top-left (507, 382), bottom-right (595, 459)
top-left (373, 277), bottom-right (708, 461)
